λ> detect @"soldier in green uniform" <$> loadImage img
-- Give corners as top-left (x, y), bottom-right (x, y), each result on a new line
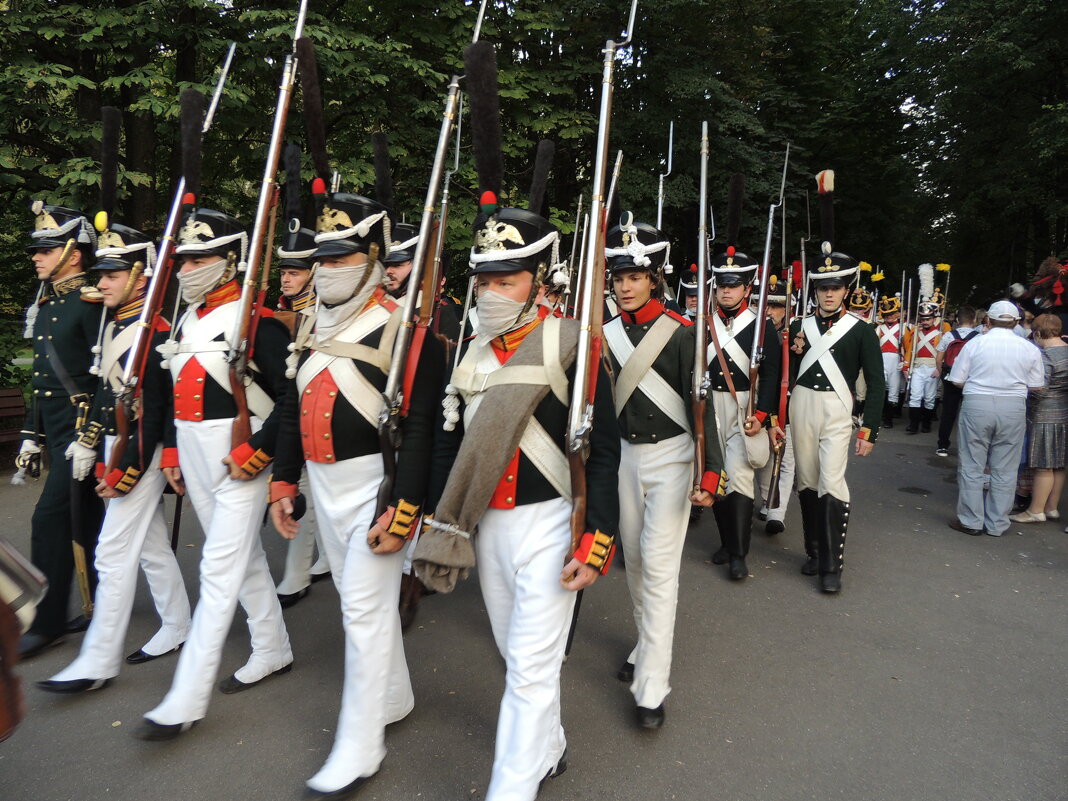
top-left (16, 203), bottom-right (106, 657)
top-left (788, 170), bottom-right (885, 593)
top-left (602, 216), bottom-right (725, 728)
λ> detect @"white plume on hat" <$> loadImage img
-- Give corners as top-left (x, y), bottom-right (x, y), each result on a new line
top-left (918, 263), bottom-right (934, 301)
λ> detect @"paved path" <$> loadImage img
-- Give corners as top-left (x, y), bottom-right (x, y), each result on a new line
top-left (1, 426), bottom-right (1065, 801)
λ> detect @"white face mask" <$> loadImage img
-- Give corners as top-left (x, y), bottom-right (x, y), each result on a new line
top-left (474, 289), bottom-right (538, 339)
top-left (177, 257), bottom-right (229, 303)
top-left (314, 261), bottom-right (383, 339)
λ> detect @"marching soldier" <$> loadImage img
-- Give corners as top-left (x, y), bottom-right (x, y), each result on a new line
top-left (268, 191), bottom-right (444, 798)
top-left (17, 203), bottom-right (106, 658)
top-left (903, 292), bottom-right (943, 435)
top-left (875, 293), bottom-right (904, 428)
top-left (415, 42), bottom-right (618, 798)
top-left (272, 223), bottom-right (332, 607)
top-left (603, 216), bottom-right (724, 728)
top-left (677, 263), bottom-right (708, 323)
top-left (137, 206), bottom-right (292, 739)
top-left (789, 170), bottom-right (884, 593)
top-left (38, 218), bottom-right (191, 693)
top-left (419, 196), bottom-right (619, 800)
top-left (706, 176), bottom-right (780, 581)
top-left (758, 276), bottom-right (794, 535)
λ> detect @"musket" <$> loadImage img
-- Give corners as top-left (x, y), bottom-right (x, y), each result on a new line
top-left (606, 150), bottom-right (624, 224)
top-left (656, 121), bottom-right (674, 230)
top-left (227, 1), bottom-right (309, 450)
top-left (767, 260), bottom-right (796, 511)
top-left (430, 94), bottom-right (463, 335)
top-left (120, 43), bottom-right (235, 409)
top-left (691, 122), bottom-right (711, 492)
top-left (566, 0), bottom-right (639, 554)
top-left (745, 143), bottom-right (789, 421)
top-left (800, 190), bottom-right (812, 319)
top-left (568, 194), bottom-right (584, 275)
top-left (378, 0), bottom-right (486, 516)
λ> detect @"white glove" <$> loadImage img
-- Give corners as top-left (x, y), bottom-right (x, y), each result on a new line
top-left (18, 439), bottom-right (41, 457)
top-left (65, 441), bottom-right (98, 482)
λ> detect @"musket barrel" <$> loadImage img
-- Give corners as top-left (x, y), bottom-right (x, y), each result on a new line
top-left (381, 76), bottom-right (462, 414)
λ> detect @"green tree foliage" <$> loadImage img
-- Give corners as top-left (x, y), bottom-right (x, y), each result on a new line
top-left (0, 0), bottom-right (1064, 344)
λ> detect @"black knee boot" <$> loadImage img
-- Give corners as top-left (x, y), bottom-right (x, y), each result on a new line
top-left (920, 406), bottom-right (933, 433)
top-left (905, 406), bottom-right (920, 434)
top-left (882, 394), bottom-right (895, 428)
top-left (710, 498), bottom-right (729, 564)
top-left (798, 489), bottom-right (819, 575)
top-left (723, 492), bottom-right (754, 581)
top-left (817, 495), bottom-right (849, 593)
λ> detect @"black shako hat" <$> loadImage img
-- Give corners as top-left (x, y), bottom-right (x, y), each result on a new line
top-left (313, 192), bottom-right (391, 260)
top-left (27, 203), bottom-right (97, 256)
top-left (384, 222), bottom-right (419, 265)
top-left (175, 209), bottom-right (248, 261)
top-left (93, 222), bottom-right (155, 273)
top-left (605, 218), bottom-right (670, 275)
top-left (469, 205), bottom-right (559, 276)
top-left (278, 222), bottom-right (317, 269)
top-left (711, 246), bottom-right (758, 287)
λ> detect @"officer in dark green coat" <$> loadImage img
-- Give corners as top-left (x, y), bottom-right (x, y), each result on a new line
top-left (16, 203), bottom-right (106, 657)
top-left (787, 170), bottom-right (884, 594)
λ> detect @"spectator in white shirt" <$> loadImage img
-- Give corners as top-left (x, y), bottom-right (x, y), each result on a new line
top-left (946, 300), bottom-right (1045, 536)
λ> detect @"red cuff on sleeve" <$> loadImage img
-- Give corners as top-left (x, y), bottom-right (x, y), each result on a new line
top-left (160, 447), bottom-right (179, 469)
top-left (573, 530), bottom-right (615, 575)
top-left (94, 461), bottom-right (106, 480)
top-left (230, 442), bottom-right (255, 466)
top-left (269, 481), bottom-right (299, 504)
top-left (700, 470), bottom-right (724, 496)
top-left (752, 410), bottom-right (768, 425)
top-left (857, 427), bottom-right (873, 442)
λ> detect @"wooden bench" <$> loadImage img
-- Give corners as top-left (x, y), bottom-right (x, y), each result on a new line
top-left (0, 388), bottom-right (27, 444)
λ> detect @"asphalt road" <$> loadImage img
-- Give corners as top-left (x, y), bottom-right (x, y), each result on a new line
top-left (1, 425), bottom-right (1065, 801)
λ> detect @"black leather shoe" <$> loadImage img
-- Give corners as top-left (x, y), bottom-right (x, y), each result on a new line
top-left (765, 520), bottom-right (784, 535)
top-left (710, 547), bottom-right (728, 565)
top-left (65, 615), bottom-right (90, 634)
top-left (218, 663), bottom-right (292, 694)
top-left (819, 573), bottom-right (842, 593)
top-left (305, 777), bottom-right (368, 800)
top-left (539, 748), bottom-right (568, 789)
top-left (801, 556), bottom-right (818, 576)
top-left (278, 586), bottom-right (310, 609)
top-left (948, 518), bottom-right (983, 536)
top-left (18, 632), bottom-right (64, 659)
top-left (126, 643), bottom-right (183, 665)
top-left (616, 660), bottom-right (634, 683)
top-left (36, 677), bottom-right (110, 694)
top-left (636, 703), bottom-right (665, 729)
top-left (133, 719), bottom-right (197, 741)
top-left (728, 556), bottom-right (748, 580)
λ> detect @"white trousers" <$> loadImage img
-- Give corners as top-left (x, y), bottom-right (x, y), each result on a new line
top-left (51, 441), bottom-right (190, 682)
top-left (146, 418), bottom-right (291, 726)
top-left (790, 387), bottom-right (852, 502)
top-left (304, 455), bottom-right (413, 793)
top-left (477, 498), bottom-right (575, 801)
top-left (882, 352), bottom-right (902, 400)
top-left (618, 433), bottom-right (693, 709)
top-left (758, 425), bottom-right (795, 523)
top-left (711, 389), bottom-right (756, 498)
top-left (275, 474), bottom-right (330, 595)
top-left (908, 363), bottom-right (939, 408)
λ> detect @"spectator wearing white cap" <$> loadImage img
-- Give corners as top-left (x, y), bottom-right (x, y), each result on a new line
top-left (947, 300), bottom-right (1045, 536)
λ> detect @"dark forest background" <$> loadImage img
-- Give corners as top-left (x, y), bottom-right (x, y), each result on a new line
top-left (1, 0), bottom-right (1065, 360)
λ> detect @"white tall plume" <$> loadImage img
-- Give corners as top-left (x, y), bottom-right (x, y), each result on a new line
top-left (918, 263), bottom-right (935, 301)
